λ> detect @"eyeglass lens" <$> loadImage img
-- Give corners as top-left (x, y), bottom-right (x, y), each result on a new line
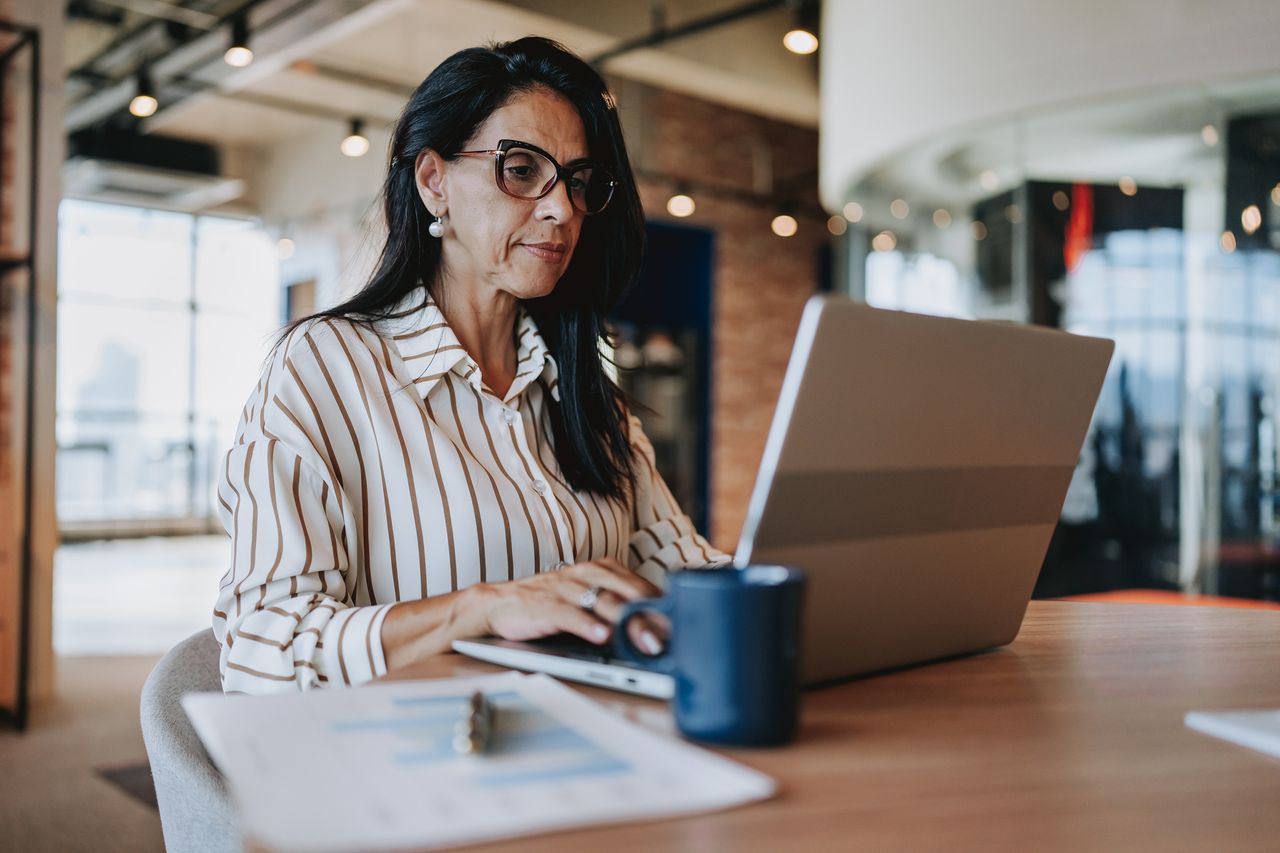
top-left (500, 145), bottom-right (614, 213)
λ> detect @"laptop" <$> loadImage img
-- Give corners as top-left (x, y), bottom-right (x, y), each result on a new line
top-left (453, 295), bottom-right (1115, 697)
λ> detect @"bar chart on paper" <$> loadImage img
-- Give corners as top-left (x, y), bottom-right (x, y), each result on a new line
top-left (183, 672), bottom-right (774, 853)
top-left (334, 689), bottom-right (632, 787)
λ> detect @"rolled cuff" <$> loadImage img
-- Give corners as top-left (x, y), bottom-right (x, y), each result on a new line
top-left (320, 603), bottom-right (394, 687)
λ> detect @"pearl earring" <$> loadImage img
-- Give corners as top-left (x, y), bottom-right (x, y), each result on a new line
top-left (428, 214), bottom-right (445, 238)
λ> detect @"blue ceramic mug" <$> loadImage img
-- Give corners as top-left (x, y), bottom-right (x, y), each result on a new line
top-left (614, 565), bottom-right (806, 746)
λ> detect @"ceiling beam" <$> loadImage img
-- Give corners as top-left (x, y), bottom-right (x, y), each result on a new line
top-left (88, 0), bottom-right (221, 30)
top-left (589, 0), bottom-right (785, 65)
top-left (65, 0), bottom-right (371, 132)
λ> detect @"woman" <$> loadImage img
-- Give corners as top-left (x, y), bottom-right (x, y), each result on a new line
top-left (214, 36), bottom-right (728, 694)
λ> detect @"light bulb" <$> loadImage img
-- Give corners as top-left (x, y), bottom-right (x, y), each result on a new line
top-left (872, 231), bottom-right (897, 252)
top-left (129, 94), bottom-right (158, 118)
top-left (224, 46), bottom-right (254, 67)
top-left (226, 14), bottom-right (253, 67)
top-left (341, 135), bottom-right (369, 157)
top-left (341, 118), bottom-right (369, 157)
top-left (667, 194), bottom-right (695, 217)
top-left (1241, 205), bottom-right (1262, 235)
top-left (783, 29), bottom-right (818, 55)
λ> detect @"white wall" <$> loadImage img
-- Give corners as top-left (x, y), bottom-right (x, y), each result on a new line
top-left (251, 124), bottom-right (395, 311)
top-left (820, 0), bottom-right (1280, 210)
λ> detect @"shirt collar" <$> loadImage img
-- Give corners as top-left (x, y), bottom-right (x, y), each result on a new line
top-left (382, 287), bottom-right (560, 404)
top-left (510, 301), bottom-right (561, 404)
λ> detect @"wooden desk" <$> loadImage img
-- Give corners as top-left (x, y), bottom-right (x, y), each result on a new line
top-left (386, 601), bottom-right (1280, 852)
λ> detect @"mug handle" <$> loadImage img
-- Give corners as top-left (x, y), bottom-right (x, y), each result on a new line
top-left (614, 596), bottom-right (675, 673)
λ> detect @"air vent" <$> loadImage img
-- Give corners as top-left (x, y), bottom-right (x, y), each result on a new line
top-left (64, 128), bottom-right (244, 212)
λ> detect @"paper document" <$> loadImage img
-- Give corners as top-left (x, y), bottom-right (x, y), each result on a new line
top-left (1185, 709), bottom-right (1280, 761)
top-left (183, 672), bottom-right (775, 852)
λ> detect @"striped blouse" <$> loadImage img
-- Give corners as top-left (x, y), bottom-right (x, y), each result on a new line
top-left (213, 287), bottom-right (729, 694)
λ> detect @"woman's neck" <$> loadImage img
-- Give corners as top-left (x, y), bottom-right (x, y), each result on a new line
top-left (435, 283), bottom-right (520, 398)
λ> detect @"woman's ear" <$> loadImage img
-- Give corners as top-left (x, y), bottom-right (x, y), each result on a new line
top-left (414, 149), bottom-right (447, 216)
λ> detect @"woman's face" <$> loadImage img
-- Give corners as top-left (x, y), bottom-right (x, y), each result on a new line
top-left (422, 87), bottom-right (590, 302)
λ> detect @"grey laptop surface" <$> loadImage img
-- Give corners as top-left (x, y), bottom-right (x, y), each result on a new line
top-left (454, 295), bottom-right (1114, 696)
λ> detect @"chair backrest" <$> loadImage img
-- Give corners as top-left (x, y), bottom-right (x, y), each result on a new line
top-left (140, 629), bottom-right (239, 853)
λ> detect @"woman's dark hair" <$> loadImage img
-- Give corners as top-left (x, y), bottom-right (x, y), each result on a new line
top-left (285, 36), bottom-right (645, 503)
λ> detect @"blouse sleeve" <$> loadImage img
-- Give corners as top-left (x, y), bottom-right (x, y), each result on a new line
top-left (624, 413), bottom-right (732, 583)
top-left (212, 329), bottom-right (393, 693)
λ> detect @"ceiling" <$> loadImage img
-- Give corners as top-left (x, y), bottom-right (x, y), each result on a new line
top-left (852, 71), bottom-right (1280, 222)
top-left (63, 0), bottom-right (822, 152)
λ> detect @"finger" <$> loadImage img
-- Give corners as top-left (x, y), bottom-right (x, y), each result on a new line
top-left (554, 583), bottom-right (632, 630)
top-left (545, 600), bottom-right (613, 645)
top-left (577, 591), bottom-right (664, 646)
top-left (584, 555), bottom-right (647, 582)
top-left (576, 589), bottom-right (665, 654)
top-left (577, 588), bottom-right (626, 623)
top-left (551, 582), bottom-right (659, 651)
top-left (634, 612), bottom-right (669, 643)
top-left (626, 615), bottom-right (665, 656)
top-left (572, 561), bottom-right (661, 600)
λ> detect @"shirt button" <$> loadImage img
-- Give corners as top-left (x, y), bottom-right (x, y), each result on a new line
top-left (501, 409), bottom-right (518, 426)
top-left (531, 479), bottom-right (548, 495)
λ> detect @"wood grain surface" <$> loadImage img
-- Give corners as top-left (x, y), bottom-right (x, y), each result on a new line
top-left (377, 600), bottom-right (1280, 852)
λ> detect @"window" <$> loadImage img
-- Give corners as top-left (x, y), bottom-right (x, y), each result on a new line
top-left (56, 200), bottom-right (280, 531)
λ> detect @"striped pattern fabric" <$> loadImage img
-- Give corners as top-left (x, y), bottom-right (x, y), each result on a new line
top-left (213, 288), bottom-right (729, 694)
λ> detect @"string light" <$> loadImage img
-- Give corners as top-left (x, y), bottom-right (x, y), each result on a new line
top-left (933, 209), bottom-right (951, 228)
top-left (666, 193), bottom-right (696, 217)
top-left (1052, 190), bottom-right (1070, 211)
top-left (1119, 176), bottom-right (1137, 196)
top-left (842, 201), bottom-right (863, 223)
top-left (129, 67), bottom-right (157, 118)
top-left (871, 230), bottom-right (897, 252)
top-left (783, 1), bottom-right (819, 54)
top-left (1220, 231), bottom-right (1237, 253)
top-left (890, 199), bottom-right (909, 219)
top-left (224, 14), bottom-right (253, 67)
top-left (827, 215), bottom-right (847, 236)
top-left (771, 214), bottom-right (798, 237)
top-left (1201, 124), bottom-right (1219, 147)
top-left (1241, 205), bottom-right (1262, 235)
top-left (340, 118), bottom-right (369, 157)
top-left (783, 29), bottom-right (818, 54)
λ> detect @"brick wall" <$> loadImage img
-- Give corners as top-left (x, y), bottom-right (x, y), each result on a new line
top-left (630, 86), bottom-right (828, 549)
top-left (1, 3), bottom-right (12, 504)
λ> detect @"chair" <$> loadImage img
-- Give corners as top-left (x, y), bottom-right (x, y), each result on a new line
top-left (140, 629), bottom-right (239, 853)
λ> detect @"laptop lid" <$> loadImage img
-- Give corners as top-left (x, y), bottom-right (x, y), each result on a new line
top-left (735, 295), bottom-right (1114, 685)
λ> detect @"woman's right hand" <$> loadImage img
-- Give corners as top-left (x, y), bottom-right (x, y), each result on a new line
top-left (478, 557), bottom-right (663, 650)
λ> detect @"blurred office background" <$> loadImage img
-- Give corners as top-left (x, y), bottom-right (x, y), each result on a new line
top-left (2, 1), bottom-right (1280, 846)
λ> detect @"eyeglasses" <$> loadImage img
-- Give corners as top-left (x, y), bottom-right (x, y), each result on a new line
top-left (455, 138), bottom-right (618, 215)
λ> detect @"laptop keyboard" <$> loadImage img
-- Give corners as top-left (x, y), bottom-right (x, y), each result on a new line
top-left (526, 632), bottom-right (620, 664)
